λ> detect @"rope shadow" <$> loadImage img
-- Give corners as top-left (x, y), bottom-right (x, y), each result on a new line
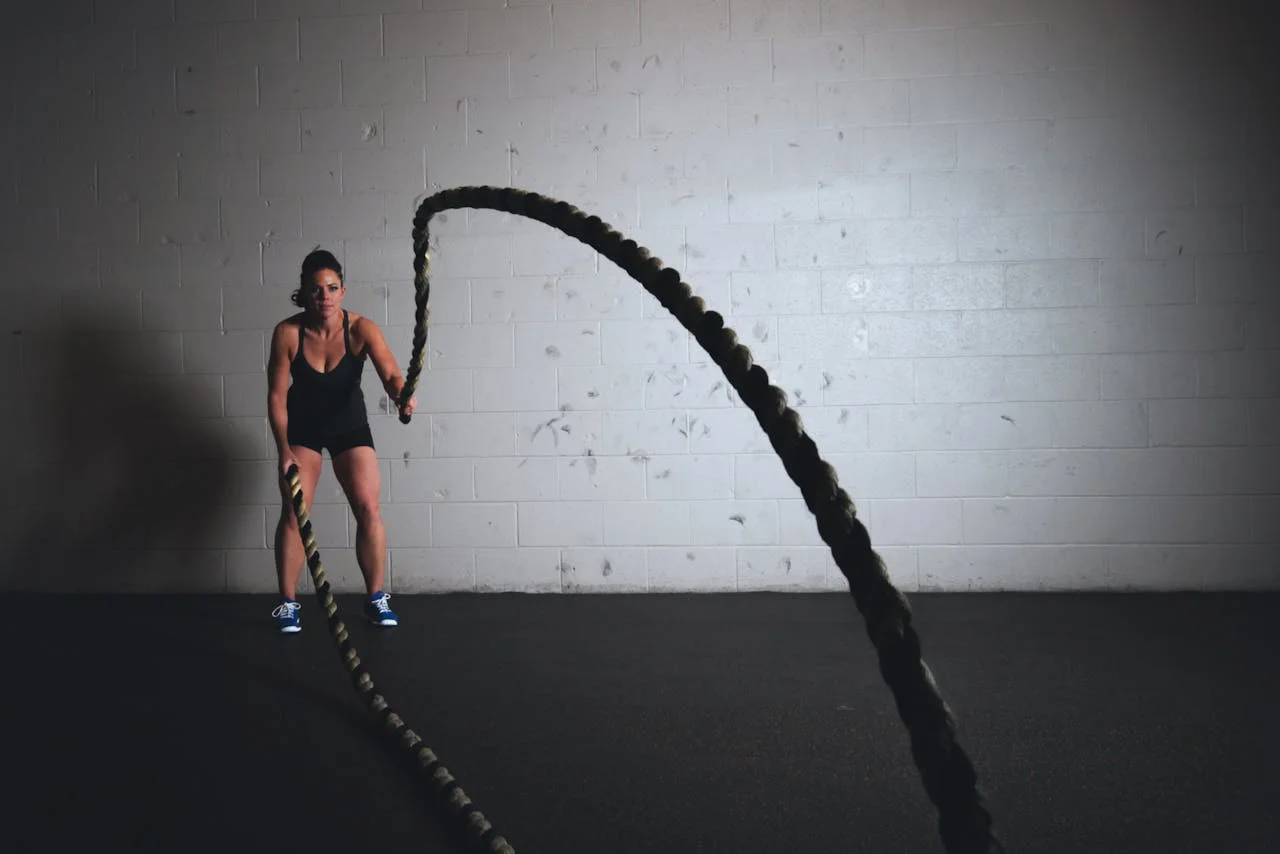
top-left (183, 624), bottom-right (483, 853)
top-left (121, 588), bottom-right (490, 852)
top-left (1, 595), bottom-right (476, 853)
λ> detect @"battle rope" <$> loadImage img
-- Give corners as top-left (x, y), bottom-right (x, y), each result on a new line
top-left (282, 464), bottom-right (514, 853)
top-left (286, 185), bottom-right (1004, 854)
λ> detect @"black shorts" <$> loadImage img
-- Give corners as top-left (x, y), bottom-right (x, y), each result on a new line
top-left (288, 422), bottom-right (375, 457)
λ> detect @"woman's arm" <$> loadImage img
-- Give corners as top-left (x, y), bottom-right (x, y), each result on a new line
top-left (266, 321), bottom-right (293, 458)
top-left (358, 317), bottom-right (417, 415)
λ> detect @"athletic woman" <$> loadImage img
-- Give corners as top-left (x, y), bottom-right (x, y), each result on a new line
top-left (266, 249), bottom-right (417, 633)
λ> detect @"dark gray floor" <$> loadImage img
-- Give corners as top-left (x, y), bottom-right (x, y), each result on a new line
top-left (3, 591), bottom-right (1277, 853)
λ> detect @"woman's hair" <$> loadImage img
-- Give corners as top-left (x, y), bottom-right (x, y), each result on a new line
top-left (291, 247), bottom-right (344, 307)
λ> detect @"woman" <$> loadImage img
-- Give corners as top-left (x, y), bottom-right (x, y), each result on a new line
top-left (267, 249), bottom-right (417, 633)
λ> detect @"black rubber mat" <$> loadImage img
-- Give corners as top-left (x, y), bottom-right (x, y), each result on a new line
top-left (3, 591), bottom-right (1277, 853)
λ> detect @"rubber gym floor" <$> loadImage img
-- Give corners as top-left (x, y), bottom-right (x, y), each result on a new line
top-left (4, 590), bottom-right (1276, 853)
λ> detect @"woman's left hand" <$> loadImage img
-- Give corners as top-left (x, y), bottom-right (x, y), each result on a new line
top-left (398, 394), bottom-right (418, 417)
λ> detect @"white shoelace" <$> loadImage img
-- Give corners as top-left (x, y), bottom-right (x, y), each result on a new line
top-left (272, 601), bottom-right (301, 618)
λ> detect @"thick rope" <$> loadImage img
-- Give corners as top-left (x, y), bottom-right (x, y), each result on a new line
top-left (289, 185), bottom-right (1004, 854)
top-left (283, 464), bottom-right (514, 854)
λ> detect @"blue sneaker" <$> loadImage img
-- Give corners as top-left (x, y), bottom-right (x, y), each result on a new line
top-left (365, 591), bottom-right (398, 626)
top-left (272, 599), bottom-right (301, 633)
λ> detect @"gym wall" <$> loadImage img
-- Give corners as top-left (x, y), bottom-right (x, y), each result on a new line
top-left (0, 0), bottom-right (1275, 594)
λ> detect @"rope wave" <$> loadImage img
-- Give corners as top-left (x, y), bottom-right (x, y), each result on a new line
top-left (283, 185), bottom-right (1004, 854)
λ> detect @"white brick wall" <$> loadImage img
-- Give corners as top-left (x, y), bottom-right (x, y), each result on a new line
top-left (1, 0), bottom-right (1277, 595)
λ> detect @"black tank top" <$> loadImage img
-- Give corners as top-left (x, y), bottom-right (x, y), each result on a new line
top-left (287, 310), bottom-right (368, 432)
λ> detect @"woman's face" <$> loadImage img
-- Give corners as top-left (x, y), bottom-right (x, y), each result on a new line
top-left (304, 269), bottom-right (344, 319)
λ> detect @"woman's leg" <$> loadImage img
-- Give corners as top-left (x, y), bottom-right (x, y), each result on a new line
top-left (274, 445), bottom-right (324, 601)
top-left (331, 433), bottom-right (398, 626)
top-left (331, 442), bottom-right (386, 596)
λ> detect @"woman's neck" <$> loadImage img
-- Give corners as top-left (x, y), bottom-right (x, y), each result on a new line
top-left (305, 309), bottom-right (343, 334)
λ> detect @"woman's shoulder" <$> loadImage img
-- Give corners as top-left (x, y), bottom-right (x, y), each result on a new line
top-left (268, 313), bottom-right (305, 361)
top-left (273, 312), bottom-right (306, 334)
top-left (346, 311), bottom-right (382, 352)
top-left (346, 310), bottom-right (381, 336)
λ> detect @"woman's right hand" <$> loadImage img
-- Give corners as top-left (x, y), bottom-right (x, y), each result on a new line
top-left (280, 453), bottom-right (300, 479)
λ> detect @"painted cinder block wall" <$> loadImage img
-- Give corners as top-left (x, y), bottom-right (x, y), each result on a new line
top-left (0, 0), bottom-right (1276, 594)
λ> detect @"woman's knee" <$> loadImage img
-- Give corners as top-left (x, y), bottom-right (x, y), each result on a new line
top-left (277, 459), bottom-right (321, 514)
top-left (334, 445), bottom-right (382, 527)
top-left (278, 505), bottom-right (300, 531)
top-left (351, 498), bottom-right (382, 528)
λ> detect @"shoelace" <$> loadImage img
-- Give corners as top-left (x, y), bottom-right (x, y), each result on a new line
top-left (272, 602), bottom-right (300, 619)
top-left (372, 596), bottom-right (392, 613)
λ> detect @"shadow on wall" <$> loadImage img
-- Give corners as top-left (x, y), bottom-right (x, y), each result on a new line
top-left (0, 303), bottom-right (242, 593)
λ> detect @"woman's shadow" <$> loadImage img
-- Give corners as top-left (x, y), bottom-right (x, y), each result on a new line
top-left (0, 303), bottom-right (240, 593)
top-left (0, 304), bottom-right (481, 852)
